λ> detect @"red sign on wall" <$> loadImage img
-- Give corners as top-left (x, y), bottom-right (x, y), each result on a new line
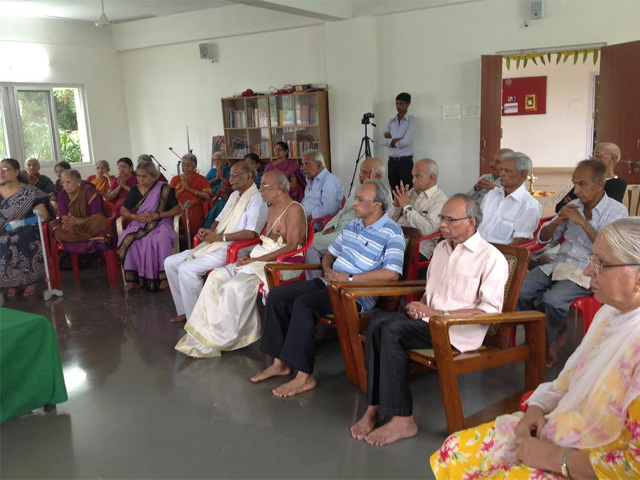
top-left (502, 76), bottom-right (547, 116)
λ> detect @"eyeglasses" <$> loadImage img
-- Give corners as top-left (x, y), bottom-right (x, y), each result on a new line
top-left (354, 195), bottom-right (377, 203)
top-left (273, 148), bottom-right (285, 152)
top-left (587, 253), bottom-right (640, 275)
top-left (259, 183), bottom-right (275, 190)
top-left (438, 215), bottom-right (471, 224)
top-left (229, 172), bottom-right (248, 178)
top-left (0, 166), bottom-right (15, 172)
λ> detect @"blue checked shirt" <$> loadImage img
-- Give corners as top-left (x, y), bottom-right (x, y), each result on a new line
top-left (302, 167), bottom-right (344, 219)
top-left (539, 194), bottom-right (628, 276)
top-left (327, 214), bottom-right (406, 311)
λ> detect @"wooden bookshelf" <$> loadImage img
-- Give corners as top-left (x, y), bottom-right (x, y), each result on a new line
top-left (221, 91), bottom-right (331, 170)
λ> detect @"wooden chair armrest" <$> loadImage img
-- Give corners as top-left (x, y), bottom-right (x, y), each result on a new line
top-left (264, 263), bottom-right (323, 290)
top-left (430, 311), bottom-right (546, 329)
top-left (340, 281), bottom-right (426, 300)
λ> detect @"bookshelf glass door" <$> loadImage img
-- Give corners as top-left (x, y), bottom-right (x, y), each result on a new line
top-left (295, 93), bottom-right (319, 126)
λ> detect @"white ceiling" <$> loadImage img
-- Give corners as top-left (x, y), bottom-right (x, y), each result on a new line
top-left (0, 0), bottom-right (482, 24)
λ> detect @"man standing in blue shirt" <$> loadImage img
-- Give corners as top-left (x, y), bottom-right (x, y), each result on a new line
top-left (300, 150), bottom-right (344, 230)
top-left (251, 179), bottom-right (406, 398)
top-left (380, 92), bottom-right (417, 190)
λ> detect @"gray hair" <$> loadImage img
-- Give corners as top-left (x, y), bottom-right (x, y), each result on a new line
top-left (96, 159), bottom-right (110, 170)
top-left (212, 151), bottom-right (227, 162)
top-left (449, 193), bottom-right (483, 229)
top-left (137, 160), bottom-right (159, 179)
top-left (25, 157), bottom-right (40, 167)
top-left (373, 163), bottom-right (386, 177)
top-left (182, 153), bottom-right (198, 166)
top-left (597, 142), bottom-right (621, 164)
top-left (61, 169), bottom-right (82, 182)
top-left (138, 154), bottom-right (152, 163)
top-left (363, 179), bottom-right (392, 213)
top-left (502, 152), bottom-right (532, 176)
top-left (302, 149), bottom-right (324, 167)
top-left (233, 161), bottom-right (257, 182)
top-left (577, 159), bottom-right (606, 182)
top-left (416, 158), bottom-right (439, 181)
top-left (599, 217), bottom-right (640, 269)
top-left (271, 170), bottom-right (290, 192)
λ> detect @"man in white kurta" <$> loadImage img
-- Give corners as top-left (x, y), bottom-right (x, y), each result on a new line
top-left (164, 163), bottom-right (267, 322)
top-left (389, 158), bottom-right (448, 259)
top-left (478, 152), bottom-right (541, 245)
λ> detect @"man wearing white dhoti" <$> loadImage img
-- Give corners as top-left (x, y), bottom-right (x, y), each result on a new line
top-left (165, 162), bottom-right (267, 323)
top-left (175, 170), bottom-right (308, 358)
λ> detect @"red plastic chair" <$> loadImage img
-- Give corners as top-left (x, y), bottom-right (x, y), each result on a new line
top-left (49, 201), bottom-right (120, 289)
top-left (406, 230), bottom-right (442, 281)
top-left (310, 196), bottom-right (347, 231)
top-left (519, 216), bottom-right (555, 251)
top-left (572, 295), bottom-right (601, 334)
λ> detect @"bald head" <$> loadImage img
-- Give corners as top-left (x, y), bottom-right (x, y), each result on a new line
top-left (489, 148), bottom-right (514, 177)
top-left (359, 157), bottom-right (385, 184)
top-left (593, 142), bottom-right (621, 176)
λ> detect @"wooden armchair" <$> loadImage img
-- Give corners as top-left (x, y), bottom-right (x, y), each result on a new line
top-left (337, 243), bottom-right (546, 433)
top-left (264, 226), bottom-right (420, 385)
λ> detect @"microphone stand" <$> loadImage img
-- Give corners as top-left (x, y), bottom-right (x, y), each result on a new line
top-left (186, 126), bottom-right (193, 155)
top-left (169, 147), bottom-right (182, 176)
top-left (149, 154), bottom-right (167, 173)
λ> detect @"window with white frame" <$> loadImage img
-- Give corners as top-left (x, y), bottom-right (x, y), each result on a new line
top-left (0, 84), bottom-right (91, 165)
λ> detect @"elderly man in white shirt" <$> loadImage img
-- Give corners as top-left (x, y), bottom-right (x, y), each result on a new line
top-left (467, 147), bottom-right (513, 204)
top-left (300, 150), bottom-right (343, 230)
top-left (478, 152), bottom-right (542, 245)
top-left (164, 162), bottom-right (267, 323)
top-left (390, 158), bottom-right (448, 259)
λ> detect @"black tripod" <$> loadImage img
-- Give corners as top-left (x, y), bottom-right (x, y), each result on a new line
top-left (348, 115), bottom-right (376, 198)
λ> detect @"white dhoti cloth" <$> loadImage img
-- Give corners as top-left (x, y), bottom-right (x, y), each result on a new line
top-left (174, 236), bottom-right (302, 358)
top-left (164, 247), bottom-right (228, 319)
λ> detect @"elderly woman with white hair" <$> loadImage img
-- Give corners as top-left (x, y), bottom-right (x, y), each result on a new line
top-left (431, 216), bottom-right (640, 480)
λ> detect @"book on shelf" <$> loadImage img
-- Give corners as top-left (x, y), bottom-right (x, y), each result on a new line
top-left (226, 109), bottom-right (247, 128)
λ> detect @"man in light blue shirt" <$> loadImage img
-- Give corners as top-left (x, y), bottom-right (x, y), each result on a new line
top-left (380, 92), bottom-right (417, 191)
top-left (300, 150), bottom-right (344, 230)
top-left (517, 160), bottom-right (628, 367)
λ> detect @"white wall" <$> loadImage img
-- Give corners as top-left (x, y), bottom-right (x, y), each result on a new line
top-left (120, 25), bottom-right (327, 176)
top-left (501, 56), bottom-right (600, 168)
top-left (0, 18), bottom-right (132, 180)
top-left (374, 0), bottom-right (640, 195)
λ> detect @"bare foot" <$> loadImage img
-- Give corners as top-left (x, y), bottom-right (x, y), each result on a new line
top-left (159, 280), bottom-right (169, 290)
top-left (170, 314), bottom-right (187, 324)
top-left (351, 406), bottom-right (380, 440)
top-left (23, 284), bottom-right (36, 296)
top-left (250, 359), bottom-right (292, 383)
top-left (5, 287), bottom-right (18, 297)
top-left (272, 372), bottom-right (316, 398)
top-left (364, 415), bottom-right (418, 446)
top-left (545, 340), bottom-right (559, 368)
top-left (124, 282), bottom-right (137, 291)
top-left (556, 324), bottom-right (568, 348)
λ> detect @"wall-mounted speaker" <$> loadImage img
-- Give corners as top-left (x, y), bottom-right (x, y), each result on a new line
top-left (199, 43), bottom-right (217, 62)
top-left (530, 0), bottom-right (544, 19)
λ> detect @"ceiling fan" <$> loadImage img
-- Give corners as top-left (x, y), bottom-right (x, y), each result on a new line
top-left (95, 0), bottom-right (155, 27)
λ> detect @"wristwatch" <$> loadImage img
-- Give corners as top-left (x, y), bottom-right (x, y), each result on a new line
top-left (348, 274), bottom-right (354, 282)
top-left (222, 235), bottom-right (227, 242)
top-left (441, 310), bottom-right (450, 316)
top-left (560, 449), bottom-right (572, 479)
top-left (404, 205), bottom-right (413, 213)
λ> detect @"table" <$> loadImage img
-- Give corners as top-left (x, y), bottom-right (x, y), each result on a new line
top-left (0, 308), bottom-right (68, 423)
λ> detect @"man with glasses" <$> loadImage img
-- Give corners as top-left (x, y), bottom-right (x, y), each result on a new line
top-left (350, 194), bottom-right (508, 446)
top-left (390, 158), bottom-right (448, 259)
top-left (251, 180), bottom-right (405, 398)
top-left (555, 142), bottom-right (627, 212)
top-left (478, 152), bottom-right (541, 246)
top-left (305, 157), bottom-right (385, 279)
top-left (518, 159), bottom-right (628, 367)
top-left (164, 162), bottom-right (267, 323)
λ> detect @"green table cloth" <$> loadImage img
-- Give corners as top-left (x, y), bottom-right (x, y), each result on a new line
top-left (0, 307), bottom-right (68, 423)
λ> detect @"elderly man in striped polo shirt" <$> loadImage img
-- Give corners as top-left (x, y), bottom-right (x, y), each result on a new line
top-left (251, 179), bottom-right (406, 397)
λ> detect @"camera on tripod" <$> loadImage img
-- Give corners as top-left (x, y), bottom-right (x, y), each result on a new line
top-left (361, 112), bottom-right (375, 125)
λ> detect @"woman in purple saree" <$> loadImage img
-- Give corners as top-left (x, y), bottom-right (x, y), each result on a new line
top-left (117, 161), bottom-right (182, 292)
top-left (264, 141), bottom-right (306, 202)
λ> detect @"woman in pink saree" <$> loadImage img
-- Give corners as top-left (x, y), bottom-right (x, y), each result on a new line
top-left (117, 161), bottom-right (182, 292)
top-left (264, 141), bottom-right (306, 202)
